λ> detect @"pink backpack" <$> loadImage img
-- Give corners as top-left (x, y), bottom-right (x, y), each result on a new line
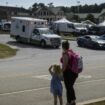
top-left (67, 50), bottom-right (83, 74)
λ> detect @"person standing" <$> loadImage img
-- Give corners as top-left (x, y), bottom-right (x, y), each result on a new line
top-left (49, 64), bottom-right (63, 105)
top-left (61, 41), bottom-right (78, 105)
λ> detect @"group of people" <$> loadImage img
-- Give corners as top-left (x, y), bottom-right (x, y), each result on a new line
top-left (49, 41), bottom-right (78, 105)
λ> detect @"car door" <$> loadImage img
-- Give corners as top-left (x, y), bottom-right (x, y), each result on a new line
top-left (31, 29), bottom-right (41, 45)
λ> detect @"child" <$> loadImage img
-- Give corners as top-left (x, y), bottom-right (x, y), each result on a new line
top-left (49, 64), bottom-right (63, 105)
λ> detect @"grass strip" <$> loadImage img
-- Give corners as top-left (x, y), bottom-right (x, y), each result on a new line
top-left (0, 43), bottom-right (17, 59)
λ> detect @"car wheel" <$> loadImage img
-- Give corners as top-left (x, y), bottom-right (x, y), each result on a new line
top-left (40, 40), bottom-right (46, 48)
top-left (77, 41), bottom-right (83, 47)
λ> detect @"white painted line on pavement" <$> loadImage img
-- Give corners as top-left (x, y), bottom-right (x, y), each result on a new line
top-left (0, 87), bottom-right (49, 96)
top-left (76, 78), bottom-right (105, 85)
top-left (32, 75), bottom-right (51, 80)
top-left (79, 75), bottom-right (92, 79)
top-left (32, 74), bottom-right (92, 80)
top-left (77, 97), bottom-right (105, 105)
top-left (0, 75), bottom-right (105, 96)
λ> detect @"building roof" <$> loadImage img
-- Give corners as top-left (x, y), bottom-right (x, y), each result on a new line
top-left (75, 13), bottom-right (100, 19)
top-left (35, 6), bottom-right (64, 15)
top-left (0, 6), bottom-right (30, 13)
top-left (35, 6), bottom-right (54, 15)
top-left (49, 7), bottom-right (64, 15)
top-left (82, 20), bottom-right (96, 26)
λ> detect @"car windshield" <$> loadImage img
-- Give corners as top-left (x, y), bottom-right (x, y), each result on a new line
top-left (92, 36), bottom-right (105, 40)
top-left (39, 29), bottom-right (54, 35)
top-left (98, 36), bottom-right (105, 40)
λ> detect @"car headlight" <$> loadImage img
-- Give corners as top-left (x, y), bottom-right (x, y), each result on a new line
top-left (45, 37), bottom-right (50, 40)
top-left (99, 43), bottom-right (104, 46)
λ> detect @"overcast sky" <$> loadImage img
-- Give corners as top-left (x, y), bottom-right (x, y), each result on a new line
top-left (0, 0), bottom-right (105, 9)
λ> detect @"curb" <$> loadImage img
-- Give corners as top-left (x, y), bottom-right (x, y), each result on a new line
top-left (77, 97), bottom-right (105, 105)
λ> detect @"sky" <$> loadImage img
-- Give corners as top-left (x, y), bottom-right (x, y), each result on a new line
top-left (0, 0), bottom-right (105, 9)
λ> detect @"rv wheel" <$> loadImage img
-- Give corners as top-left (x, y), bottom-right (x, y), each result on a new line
top-left (16, 36), bottom-right (20, 42)
top-left (40, 40), bottom-right (46, 48)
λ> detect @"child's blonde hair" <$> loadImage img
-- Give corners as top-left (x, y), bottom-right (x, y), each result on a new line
top-left (53, 64), bottom-right (62, 75)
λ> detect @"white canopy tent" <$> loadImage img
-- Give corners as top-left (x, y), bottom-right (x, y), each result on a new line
top-left (54, 18), bottom-right (72, 24)
top-left (52, 18), bottom-right (75, 33)
top-left (99, 21), bottom-right (105, 26)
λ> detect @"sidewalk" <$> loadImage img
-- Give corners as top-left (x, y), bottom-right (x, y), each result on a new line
top-left (77, 97), bottom-right (105, 105)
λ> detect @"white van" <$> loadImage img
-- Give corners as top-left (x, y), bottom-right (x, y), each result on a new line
top-left (10, 17), bottom-right (61, 48)
top-left (73, 23), bottom-right (88, 35)
top-left (2, 21), bottom-right (11, 31)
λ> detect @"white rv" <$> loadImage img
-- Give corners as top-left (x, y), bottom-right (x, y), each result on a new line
top-left (52, 18), bottom-right (76, 33)
top-left (10, 17), bottom-right (61, 48)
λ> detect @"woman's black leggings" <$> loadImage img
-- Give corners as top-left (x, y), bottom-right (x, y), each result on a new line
top-left (63, 70), bottom-right (78, 103)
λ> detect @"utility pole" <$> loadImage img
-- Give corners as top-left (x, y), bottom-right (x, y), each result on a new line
top-left (77, 1), bottom-right (80, 13)
top-left (5, 1), bottom-right (9, 21)
top-left (5, 1), bottom-right (8, 6)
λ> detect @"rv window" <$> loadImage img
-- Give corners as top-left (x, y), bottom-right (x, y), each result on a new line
top-left (67, 24), bottom-right (75, 29)
top-left (41, 22), bottom-right (44, 25)
top-left (33, 29), bottom-right (40, 35)
top-left (20, 20), bottom-right (22, 23)
top-left (22, 25), bottom-right (25, 32)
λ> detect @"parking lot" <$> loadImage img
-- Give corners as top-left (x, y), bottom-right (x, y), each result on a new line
top-left (0, 35), bottom-right (105, 105)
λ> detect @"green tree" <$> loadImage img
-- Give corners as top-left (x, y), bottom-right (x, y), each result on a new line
top-left (32, 3), bottom-right (46, 12)
top-left (71, 15), bottom-right (80, 22)
top-left (47, 2), bottom-right (54, 7)
top-left (85, 14), bottom-right (95, 22)
top-left (32, 3), bottom-right (38, 11)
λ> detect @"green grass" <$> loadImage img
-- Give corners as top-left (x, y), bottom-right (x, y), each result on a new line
top-left (61, 36), bottom-right (77, 41)
top-left (85, 101), bottom-right (105, 105)
top-left (0, 44), bottom-right (17, 59)
top-left (0, 30), bottom-right (10, 34)
top-left (61, 35), bottom-right (77, 41)
top-left (58, 32), bottom-right (77, 41)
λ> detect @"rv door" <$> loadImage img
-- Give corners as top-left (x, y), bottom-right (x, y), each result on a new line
top-left (31, 29), bottom-right (41, 44)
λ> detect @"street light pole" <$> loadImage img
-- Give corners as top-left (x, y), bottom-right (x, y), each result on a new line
top-left (5, 1), bottom-right (8, 6)
top-left (77, 1), bottom-right (80, 13)
top-left (5, 1), bottom-right (9, 21)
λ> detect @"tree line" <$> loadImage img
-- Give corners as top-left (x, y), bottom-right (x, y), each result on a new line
top-left (62, 3), bottom-right (105, 13)
top-left (30, 2), bottom-right (105, 13)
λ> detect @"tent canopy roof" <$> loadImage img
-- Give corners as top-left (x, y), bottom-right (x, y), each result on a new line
top-left (99, 21), bottom-right (105, 26)
top-left (54, 18), bottom-right (72, 24)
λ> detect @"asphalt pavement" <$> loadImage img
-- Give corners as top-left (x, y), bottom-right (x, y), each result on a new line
top-left (0, 35), bottom-right (105, 105)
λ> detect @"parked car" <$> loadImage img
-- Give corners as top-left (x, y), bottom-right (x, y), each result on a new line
top-left (88, 26), bottom-right (105, 35)
top-left (77, 35), bottom-right (105, 49)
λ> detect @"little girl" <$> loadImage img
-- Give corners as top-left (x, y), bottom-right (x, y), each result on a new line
top-left (49, 64), bottom-right (63, 105)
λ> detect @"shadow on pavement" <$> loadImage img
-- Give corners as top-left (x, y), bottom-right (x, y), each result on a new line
top-left (7, 41), bottom-right (60, 50)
